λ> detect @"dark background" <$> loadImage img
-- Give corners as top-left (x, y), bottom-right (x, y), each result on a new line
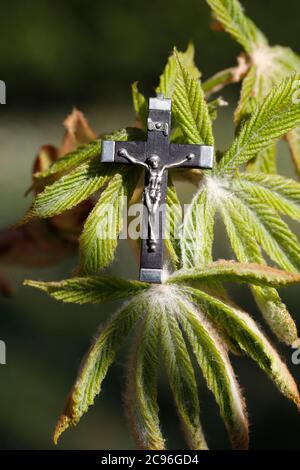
top-left (1, 0), bottom-right (300, 450)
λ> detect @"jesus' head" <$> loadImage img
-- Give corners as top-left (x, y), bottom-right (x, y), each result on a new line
top-left (146, 154), bottom-right (160, 169)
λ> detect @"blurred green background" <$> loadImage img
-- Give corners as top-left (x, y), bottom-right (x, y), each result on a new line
top-left (1, 0), bottom-right (300, 450)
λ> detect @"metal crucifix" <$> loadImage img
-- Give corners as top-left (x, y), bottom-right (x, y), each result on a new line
top-left (100, 94), bottom-right (214, 283)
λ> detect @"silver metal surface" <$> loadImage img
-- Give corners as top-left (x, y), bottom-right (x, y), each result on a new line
top-left (101, 140), bottom-right (115, 163)
top-left (118, 150), bottom-right (195, 253)
top-left (139, 268), bottom-right (163, 283)
top-left (199, 146), bottom-right (214, 169)
top-left (149, 96), bottom-right (172, 111)
top-left (118, 150), bottom-right (163, 253)
top-left (147, 118), bottom-right (169, 136)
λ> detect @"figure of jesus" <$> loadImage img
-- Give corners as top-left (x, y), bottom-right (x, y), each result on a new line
top-left (118, 148), bottom-right (194, 252)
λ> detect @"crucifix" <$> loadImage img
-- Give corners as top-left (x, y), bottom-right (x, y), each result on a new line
top-left (100, 94), bottom-right (214, 283)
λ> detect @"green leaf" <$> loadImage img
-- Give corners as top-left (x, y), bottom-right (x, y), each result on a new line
top-left (183, 286), bottom-right (300, 408)
top-left (234, 46), bottom-right (300, 170)
top-left (181, 187), bottom-right (216, 268)
top-left (246, 145), bottom-right (277, 174)
top-left (234, 65), bottom-right (258, 124)
top-left (170, 126), bottom-right (186, 144)
top-left (24, 276), bottom-right (149, 304)
top-left (252, 285), bottom-right (298, 346)
top-left (34, 140), bottom-right (101, 180)
top-left (157, 43), bottom-right (201, 99)
top-left (172, 50), bottom-right (214, 146)
top-left (218, 193), bottom-right (262, 262)
top-left (169, 260), bottom-right (300, 287)
top-left (180, 174), bottom-right (299, 344)
top-left (53, 297), bottom-right (146, 443)
top-left (34, 128), bottom-right (146, 183)
top-left (250, 46), bottom-right (300, 100)
top-left (126, 308), bottom-right (165, 450)
top-left (131, 82), bottom-right (148, 131)
top-left (206, 0), bottom-right (266, 53)
top-left (164, 180), bottom-right (182, 269)
top-left (225, 177), bottom-right (300, 265)
top-left (218, 74), bottom-right (300, 174)
top-left (200, 299), bottom-right (244, 356)
top-left (79, 168), bottom-right (141, 274)
top-left (218, 196), bottom-right (299, 345)
top-left (230, 191), bottom-right (300, 272)
top-left (287, 128), bottom-right (300, 178)
top-left (236, 48), bottom-right (300, 124)
top-left (233, 173), bottom-right (300, 222)
top-left (160, 302), bottom-right (208, 450)
top-left (100, 127), bottom-right (147, 143)
top-left (208, 0), bottom-right (300, 176)
top-left (26, 156), bottom-right (114, 219)
top-left (177, 297), bottom-right (248, 449)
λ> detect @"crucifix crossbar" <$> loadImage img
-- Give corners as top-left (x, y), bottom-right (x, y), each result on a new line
top-left (100, 94), bottom-right (214, 283)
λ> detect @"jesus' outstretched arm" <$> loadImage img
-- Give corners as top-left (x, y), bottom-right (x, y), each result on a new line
top-left (117, 148), bottom-right (149, 169)
top-left (161, 153), bottom-right (195, 172)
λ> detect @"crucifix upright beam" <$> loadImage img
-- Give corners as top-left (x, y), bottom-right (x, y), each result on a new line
top-left (100, 95), bottom-right (214, 283)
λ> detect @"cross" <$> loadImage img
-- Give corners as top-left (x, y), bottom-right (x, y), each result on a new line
top-left (100, 95), bottom-right (214, 283)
